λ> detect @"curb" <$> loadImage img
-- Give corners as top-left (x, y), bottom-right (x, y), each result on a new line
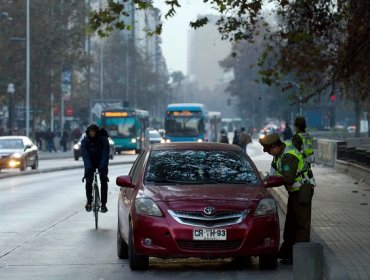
top-left (267, 188), bottom-right (350, 280)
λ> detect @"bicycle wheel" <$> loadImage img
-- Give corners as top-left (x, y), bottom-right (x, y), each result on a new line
top-left (94, 184), bottom-right (100, 229)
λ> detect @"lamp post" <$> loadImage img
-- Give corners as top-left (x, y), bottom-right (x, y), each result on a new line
top-left (26, 0), bottom-right (30, 137)
top-left (7, 83), bottom-right (15, 135)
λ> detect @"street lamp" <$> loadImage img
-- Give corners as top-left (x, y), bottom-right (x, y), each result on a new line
top-left (7, 83), bottom-right (15, 135)
top-left (26, 0), bottom-right (30, 137)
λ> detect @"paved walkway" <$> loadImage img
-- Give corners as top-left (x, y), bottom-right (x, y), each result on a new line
top-left (254, 159), bottom-right (370, 280)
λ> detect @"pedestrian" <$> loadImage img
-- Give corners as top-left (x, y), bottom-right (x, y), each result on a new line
top-left (46, 129), bottom-right (57, 153)
top-left (239, 127), bottom-right (251, 153)
top-left (282, 121), bottom-right (293, 141)
top-left (259, 133), bottom-right (314, 265)
top-left (60, 130), bottom-right (69, 152)
top-left (232, 128), bottom-right (240, 145)
top-left (35, 129), bottom-right (43, 150)
top-left (219, 129), bottom-right (229, 144)
top-left (81, 123), bottom-right (110, 213)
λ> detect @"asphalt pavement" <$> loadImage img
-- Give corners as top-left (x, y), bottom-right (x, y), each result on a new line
top-left (3, 147), bottom-right (370, 280)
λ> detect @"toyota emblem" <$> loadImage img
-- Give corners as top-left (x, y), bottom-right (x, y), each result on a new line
top-left (204, 206), bottom-right (215, 215)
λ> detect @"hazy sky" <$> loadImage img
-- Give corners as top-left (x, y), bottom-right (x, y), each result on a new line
top-left (153, 1), bottom-right (216, 75)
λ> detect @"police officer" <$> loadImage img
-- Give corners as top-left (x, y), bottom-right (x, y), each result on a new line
top-left (260, 133), bottom-right (314, 265)
top-left (291, 116), bottom-right (316, 186)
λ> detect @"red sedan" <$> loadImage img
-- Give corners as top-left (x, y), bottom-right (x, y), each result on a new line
top-left (116, 142), bottom-right (280, 270)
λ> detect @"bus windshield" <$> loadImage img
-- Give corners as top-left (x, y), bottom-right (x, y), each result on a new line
top-left (165, 116), bottom-right (205, 137)
top-left (104, 117), bottom-right (136, 138)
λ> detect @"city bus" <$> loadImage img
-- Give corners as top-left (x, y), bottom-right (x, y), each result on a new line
top-left (100, 108), bottom-right (149, 154)
top-left (209, 111), bottom-right (222, 142)
top-left (164, 103), bottom-right (210, 142)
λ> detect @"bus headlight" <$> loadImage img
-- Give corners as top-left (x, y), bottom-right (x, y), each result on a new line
top-left (131, 138), bottom-right (137, 143)
top-left (197, 139), bottom-right (203, 142)
top-left (165, 139), bottom-right (171, 143)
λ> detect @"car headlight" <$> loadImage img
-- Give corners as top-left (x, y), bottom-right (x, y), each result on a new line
top-left (73, 144), bottom-right (80, 150)
top-left (135, 198), bottom-right (162, 217)
top-left (131, 138), bottom-right (137, 143)
top-left (254, 198), bottom-right (277, 216)
top-left (197, 139), bottom-right (203, 142)
top-left (160, 138), bottom-right (166, 143)
top-left (11, 152), bottom-right (22, 159)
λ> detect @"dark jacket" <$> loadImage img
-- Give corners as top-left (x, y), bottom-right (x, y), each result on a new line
top-left (81, 128), bottom-right (110, 170)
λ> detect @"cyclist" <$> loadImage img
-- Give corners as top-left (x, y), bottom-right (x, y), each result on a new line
top-left (81, 123), bottom-right (110, 213)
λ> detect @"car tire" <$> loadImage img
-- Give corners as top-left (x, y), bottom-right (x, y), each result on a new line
top-left (128, 221), bottom-right (149, 270)
top-left (74, 152), bottom-right (79, 161)
top-left (31, 157), bottom-right (38, 170)
top-left (117, 220), bottom-right (128, 259)
top-left (20, 159), bottom-right (26, 171)
top-left (110, 153), bottom-right (114, 160)
top-left (259, 255), bottom-right (277, 269)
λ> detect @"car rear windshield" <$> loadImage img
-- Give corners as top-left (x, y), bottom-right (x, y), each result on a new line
top-left (145, 150), bottom-right (260, 185)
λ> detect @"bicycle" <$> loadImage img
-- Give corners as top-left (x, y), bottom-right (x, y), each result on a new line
top-left (92, 172), bottom-right (101, 229)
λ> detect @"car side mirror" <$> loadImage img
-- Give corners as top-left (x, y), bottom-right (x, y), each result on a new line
top-left (24, 144), bottom-right (32, 150)
top-left (264, 175), bottom-right (285, 188)
top-left (116, 175), bottom-right (134, 188)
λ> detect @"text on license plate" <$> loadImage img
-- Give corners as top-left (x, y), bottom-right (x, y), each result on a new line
top-left (193, 228), bottom-right (227, 240)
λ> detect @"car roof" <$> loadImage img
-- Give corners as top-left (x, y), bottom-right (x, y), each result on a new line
top-left (150, 142), bottom-right (242, 152)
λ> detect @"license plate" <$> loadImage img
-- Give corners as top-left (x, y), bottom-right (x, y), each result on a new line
top-left (193, 228), bottom-right (227, 240)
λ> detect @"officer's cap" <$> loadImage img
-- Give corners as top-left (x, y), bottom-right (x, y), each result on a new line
top-left (259, 133), bottom-right (282, 152)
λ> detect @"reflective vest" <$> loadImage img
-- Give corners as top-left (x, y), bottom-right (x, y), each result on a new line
top-left (270, 145), bottom-right (308, 193)
top-left (284, 139), bottom-right (316, 187)
top-left (297, 132), bottom-right (315, 163)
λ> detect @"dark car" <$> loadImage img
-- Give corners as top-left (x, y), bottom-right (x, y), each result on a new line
top-left (115, 142), bottom-right (280, 270)
top-left (73, 134), bottom-right (115, 161)
top-left (0, 136), bottom-right (39, 172)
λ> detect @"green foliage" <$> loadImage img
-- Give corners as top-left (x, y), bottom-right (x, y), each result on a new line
top-left (88, 0), bottom-right (370, 104)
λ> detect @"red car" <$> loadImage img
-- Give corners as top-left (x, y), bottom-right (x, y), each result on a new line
top-left (116, 142), bottom-right (280, 270)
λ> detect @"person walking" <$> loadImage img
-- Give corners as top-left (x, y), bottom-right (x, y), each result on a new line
top-left (282, 121), bottom-right (293, 141)
top-left (219, 129), bottom-right (229, 144)
top-left (239, 127), bottom-right (251, 153)
top-left (259, 133), bottom-right (314, 265)
top-left (232, 128), bottom-right (240, 145)
top-left (81, 123), bottom-right (110, 213)
top-left (46, 129), bottom-right (57, 153)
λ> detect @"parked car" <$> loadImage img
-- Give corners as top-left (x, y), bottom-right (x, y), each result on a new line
top-left (144, 129), bottom-right (165, 148)
top-left (0, 136), bottom-right (39, 172)
top-left (73, 134), bottom-right (115, 161)
top-left (115, 142), bottom-right (280, 270)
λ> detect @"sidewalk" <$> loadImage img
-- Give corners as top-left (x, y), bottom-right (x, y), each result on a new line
top-left (254, 159), bottom-right (370, 280)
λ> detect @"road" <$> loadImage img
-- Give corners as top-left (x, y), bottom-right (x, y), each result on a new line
top-left (0, 141), bottom-right (295, 280)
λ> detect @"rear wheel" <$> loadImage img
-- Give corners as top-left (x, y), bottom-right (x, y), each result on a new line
top-left (128, 221), bottom-right (148, 270)
top-left (117, 220), bottom-right (128, 259)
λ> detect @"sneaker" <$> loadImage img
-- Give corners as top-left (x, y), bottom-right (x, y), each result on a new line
top-left (85, 202), bottom-right (92, 212)
top-left (101, 205), bottom-right (108, 213)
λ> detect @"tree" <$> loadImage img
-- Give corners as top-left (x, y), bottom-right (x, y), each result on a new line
top-left (89, 0), bottom-right (370, 106)
top-left (0, 1), bottom-right (90, 134)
